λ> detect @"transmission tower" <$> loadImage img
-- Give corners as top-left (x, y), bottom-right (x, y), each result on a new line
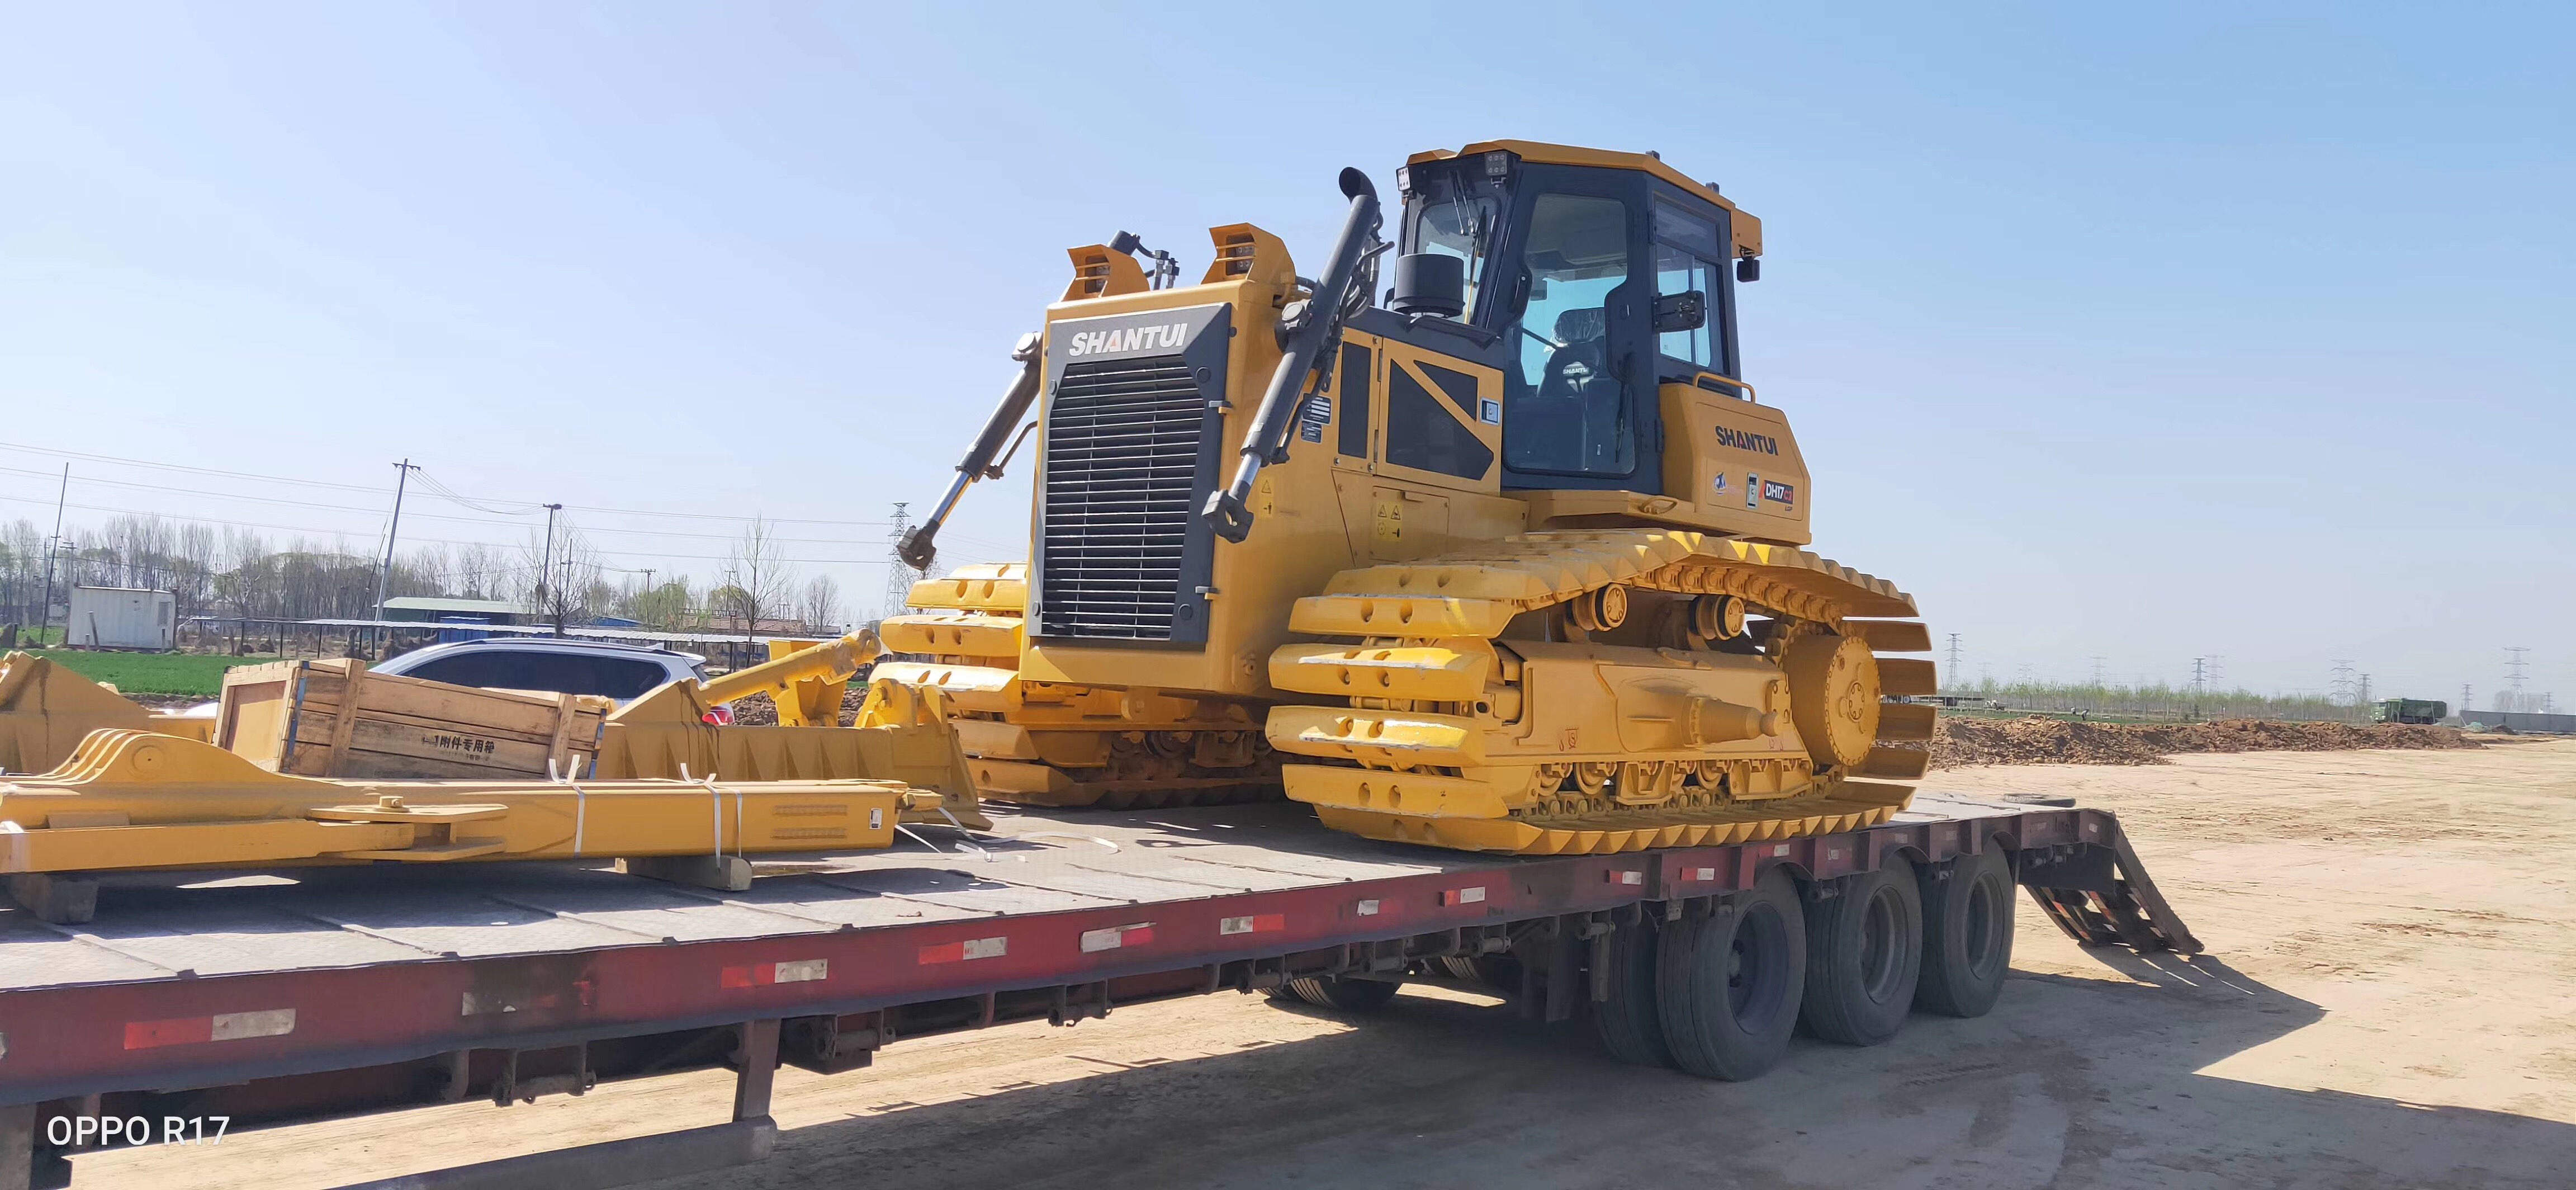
top-left (2089, 656), bottom-right (2108, 687)
top-left (2461, 683), bottom-right (2472, 715)
top-left (2329, 659), bottom-right (2356, 706)
top-left (2356, 673), bottom-right (2372, 706)
top-left (881, 502), bottom-right (922, 621)
top-left (1944, 634), bottom-right (1963, 693)
top-left (2504, 646), bottom-right (2530, 713)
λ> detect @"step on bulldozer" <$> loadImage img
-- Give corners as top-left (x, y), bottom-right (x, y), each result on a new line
top-left (875, 140), bottom-right (1934, 855)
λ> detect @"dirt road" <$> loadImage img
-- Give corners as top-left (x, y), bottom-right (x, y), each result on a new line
top-left (90, 740), bottom-right (2576, 1188)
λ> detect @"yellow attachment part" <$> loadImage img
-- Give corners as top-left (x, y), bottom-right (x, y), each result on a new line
top-left (1268, 642), bottom-right (1494, 702)
top-left (879, 612), bottom-right (1025, 659)
top-left (1266, 706), bottom-right (1483, 768)
top-left (0, 651), bottom-right (154, 776)
top-left (600, 679), bottom-right (989, 831)
top-left (698, 629), bottom-right (883, 709)
top-left (907, 564), bottom-right (1027, 613)
top-left (0, 730), bottom-right (920, 876)
top-left (1286, 596), bottom-right (1519, 639)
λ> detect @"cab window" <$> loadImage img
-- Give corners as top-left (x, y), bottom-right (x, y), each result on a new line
top-left (1653, 199), bottom-right (1726, 373)
top-left (1502, 193), bottom-right (1633, 476)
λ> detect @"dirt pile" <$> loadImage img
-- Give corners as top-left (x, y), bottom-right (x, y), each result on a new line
top-left (1930, 716), bottom-right (2483, 769)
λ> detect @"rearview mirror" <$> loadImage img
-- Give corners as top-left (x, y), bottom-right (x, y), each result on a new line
top-left (1652, 290), bottom-right (1706, 333)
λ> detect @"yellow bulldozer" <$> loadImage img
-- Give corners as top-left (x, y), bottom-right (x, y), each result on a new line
top-left (876, 140), bottom-right (1935, 856)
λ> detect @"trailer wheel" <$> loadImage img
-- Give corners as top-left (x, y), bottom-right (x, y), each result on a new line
top-left (1589, 920), bottom-right (1671, 1068)
top-left (1656, 867), bottom-right (1805, 1080)
top-left (1800, 854), bottom-right (1922, 1046)
top-left (1915, 847), bottom-right (2014, 1017)
top-left (1280, 974), bottom-right (1402, 1012)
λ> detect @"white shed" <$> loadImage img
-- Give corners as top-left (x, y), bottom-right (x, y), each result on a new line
top-left (66, 585), bottom-right (177, 650)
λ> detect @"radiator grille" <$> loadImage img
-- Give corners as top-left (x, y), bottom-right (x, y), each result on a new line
top-left (1036, 354), bottom-right (1212, 640)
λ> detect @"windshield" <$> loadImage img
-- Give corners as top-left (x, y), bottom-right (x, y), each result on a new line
top-left (1402, 168), bottom-right (1502, 321)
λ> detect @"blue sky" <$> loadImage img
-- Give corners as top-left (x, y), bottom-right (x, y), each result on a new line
top-left (2, 4), bottom-right (2569, 705)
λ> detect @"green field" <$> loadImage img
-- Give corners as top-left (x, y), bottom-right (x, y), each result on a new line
top-left (19, 650), bottom-right (277, 697)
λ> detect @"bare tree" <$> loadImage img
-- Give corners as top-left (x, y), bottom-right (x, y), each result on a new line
top-left (522, 527), bottom-right (605, 635)
top-left (798, 573), bottom-right (843, 635)
top-left (716, 517), bottom-right (795, 645)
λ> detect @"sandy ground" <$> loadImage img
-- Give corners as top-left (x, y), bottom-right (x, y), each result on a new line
top-left (84, 739), bottom-right (2576, 1189)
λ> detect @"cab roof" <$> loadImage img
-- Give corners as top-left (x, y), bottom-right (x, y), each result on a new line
top-left (1407, 139), bottom-right (1763, 259)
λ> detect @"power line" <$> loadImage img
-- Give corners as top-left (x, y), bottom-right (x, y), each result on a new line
top-left (0, 439), bottom-right (903, 528)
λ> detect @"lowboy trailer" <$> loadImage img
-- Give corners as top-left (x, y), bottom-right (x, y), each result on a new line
top-left (0, 791), bottom-right (2193, 1189)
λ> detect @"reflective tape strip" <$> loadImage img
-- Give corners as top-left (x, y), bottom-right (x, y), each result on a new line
top-left (722, 958), bottom-right (830, 988)
top-left (918, 936), bottom-right (1009, 964)
top-left (1356, 899), bottom-right (1381, 916)
top-left (1608, 870), bottom-right (1643, 886)
top-left (1689, 867), bottom-right (1718, 882)
top-left (1772, 844), bottom-right (1792, 857)
top-left (1441, 886), bottom-right (1488, 906)
top-left (1079, 923), bottom-right (1154, 953)
top-left (1220, 914), bottom-right (1284, 936)
top-left (125, 1009), bottom-right (295, 1050)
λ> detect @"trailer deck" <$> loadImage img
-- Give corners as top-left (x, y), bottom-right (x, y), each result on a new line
top-left (0, 791), bottom-right (2194, 1189)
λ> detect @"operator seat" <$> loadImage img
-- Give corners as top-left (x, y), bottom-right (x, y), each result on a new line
top-left (1522, 306), bottom-right (1620, 471)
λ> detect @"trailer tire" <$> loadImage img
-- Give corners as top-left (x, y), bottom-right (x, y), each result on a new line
top-left (1916, 847), bottom-right (2014, 1018)
top-left (1800, 855), bottom-right (1922, 1046)
top-left (1590, 920), bottom-right (1671, 1068)
top-left (1281, 974), bottom-right (1402, 1012)
top-left (1656, 868), bottom-right (1805, 1081)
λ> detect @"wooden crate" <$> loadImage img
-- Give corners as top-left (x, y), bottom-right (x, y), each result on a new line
top-left (216, 658), bottom-right (610, 780)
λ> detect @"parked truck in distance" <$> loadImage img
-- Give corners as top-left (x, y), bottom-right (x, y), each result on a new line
top-left (2373, 698), bottom-right (2447, 725)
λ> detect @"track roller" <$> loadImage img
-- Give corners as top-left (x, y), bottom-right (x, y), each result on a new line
top-left (1799, 856), bottom-right (1922, 1046)
top-left (1915, 847), bottom-right (2014, 1017)
top-left (1657, 867), bottom-right (1806, 1080)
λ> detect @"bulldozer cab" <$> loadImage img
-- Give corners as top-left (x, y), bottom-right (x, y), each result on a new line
top-left (1357, 140), bottom-right (1807, 544)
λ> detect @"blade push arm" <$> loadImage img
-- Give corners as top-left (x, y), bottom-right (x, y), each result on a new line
top-left (697, 627), bottom-right (886, 707)
top-left (898, 332), bottom-right (1044, 572)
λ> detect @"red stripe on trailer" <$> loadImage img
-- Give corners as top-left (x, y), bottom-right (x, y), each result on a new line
top-left (918, 937), bottom-right (1009, 965)
top-left (124, 1009), bottom-right (295, 1050)
top-left (1607, 870), bottom-right (1644, 886)
top-left (1219, 914), bottom-right (1284, 936)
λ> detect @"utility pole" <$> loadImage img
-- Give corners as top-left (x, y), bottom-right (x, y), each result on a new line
top-left (36, 464), bottom-right (67, 645)
top-left (882, 502), bottom-right (920, 620)
top-left (1944, 634), bottom-right (1964, 694)
top-left (538, 504), bottom-right (564, 637)
top-left (369, 459), bottom-right (418, 659)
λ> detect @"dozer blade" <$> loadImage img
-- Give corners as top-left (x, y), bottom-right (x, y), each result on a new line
top-left (0, 730), bottom-right (936, 877)
top-left (598, 677), bottom-right (990, 830)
